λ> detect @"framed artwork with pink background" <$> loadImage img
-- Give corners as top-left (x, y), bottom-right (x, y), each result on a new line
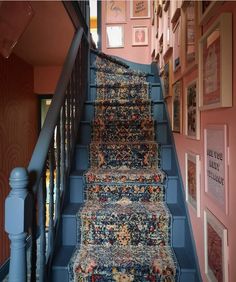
top-left (106, 1), bottom-right (126, 23)
top-left (204, 209), bottom-right (228, 282)
top-left (132, 26), bottom-right (148, 46)
top-left (199, 13), bottom-right (232, 111)
top-left (204, 124), bottom-right (229, 214)
top-left (185, 152), bottom-right (201, 217)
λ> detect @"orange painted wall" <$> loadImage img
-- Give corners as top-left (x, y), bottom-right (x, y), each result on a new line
top-left (0, 54), bottom-right (37, 265)
top-left (34, 66), bottom-right (62, 94)
top-left (101, 0), bottom-right (152, 64)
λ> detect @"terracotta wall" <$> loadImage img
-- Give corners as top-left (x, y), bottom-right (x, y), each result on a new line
top-left (0, 54), bottom-right (37, 265)
top-left (34, 66), bottom-right (62, 94)
top-left (155, 1), bottom-right (236, 281)
top-left (101, 0), bottom-right (152, 64)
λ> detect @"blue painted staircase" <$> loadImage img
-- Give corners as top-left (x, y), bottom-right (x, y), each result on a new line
top-left (50, 50), bottom-right (201, 282)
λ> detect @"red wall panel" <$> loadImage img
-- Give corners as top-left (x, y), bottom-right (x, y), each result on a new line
top-left (0, 54), bottom-right (37, 265)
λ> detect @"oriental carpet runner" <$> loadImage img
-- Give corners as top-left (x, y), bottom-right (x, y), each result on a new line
top-left (69, 52), bottom-right (179, 282)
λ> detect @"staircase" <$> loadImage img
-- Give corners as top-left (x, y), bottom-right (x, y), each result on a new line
top-left (51, 50), bottom-right (201, 282)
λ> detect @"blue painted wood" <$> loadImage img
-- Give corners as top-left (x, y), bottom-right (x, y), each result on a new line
top-left (5, 168), bottom-right (30, 282)
top-left (28, 28), bottom-right (84, 194)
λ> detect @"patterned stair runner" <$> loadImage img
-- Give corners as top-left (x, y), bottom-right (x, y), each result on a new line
top-left (69, 52), bottom-right (178, 281)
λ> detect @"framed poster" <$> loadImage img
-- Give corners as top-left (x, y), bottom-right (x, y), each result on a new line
top-left (130, 0), bottom-right (151, 19)
top-left (204, 209), bottom-right (228, 282)
top-left (162, 61), bottom-right (172, 98)
top-left (106, 1), bottom-right (126, 23)
top-left (185, 152), bottom-right (201, 217)
top-left (185, 80), bottom-right (200, 140)
top-left (186, 1), bottom-right (196, 63)
top-left (173, 20), bottom-right (181, 71)
top-left (199, 13), bottom-right (232, 111)
top-left (204, 124), bottom-right (228, 213)
top-left (172, 80), bottom-right (182, 133)
top-left (106, 25), bottom-right (124, 48)
top-left (132, 26), bottom-right (148, 46)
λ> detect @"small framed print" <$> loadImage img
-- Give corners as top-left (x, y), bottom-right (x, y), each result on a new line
top-left (163, 62), bottom-right (171, 98)
top-left (106, 25), bottom-right (124, 48)
top-left (185, 80), bottom-right (200, 140)
top-left (172, 80), bottom-right (182, 133)
top-left (185, 152), bottom-right (200, 217)
top-left (173, 20), bottom-right (181, 72)
top-left (199, 13), bottom-right (232, 111)
top-left (204, 209), bottom-right (228, 282)
top-left (106, 1), bottom-right (126, 23)
top-left (204, 124), bottom-right (229, 213)
top-left (132, 26), bottom-right (148, 46)
top-left (130, 0), bottom-right (151, 19)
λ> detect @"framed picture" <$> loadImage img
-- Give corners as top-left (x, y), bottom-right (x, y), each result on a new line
top-left (204, 124), bottom-right (229, 213)
top-left (173, 20), bottom-right (181, 71)
top-left (130, 0), bottom-right (151, 19)
top-left (185, 80), bottom-right (200, 140)
top-left (106, 1), bottom-right (126, 23)
top-left (198, 1), bottom-right (223, 25)
top-left (106, 25), bottom-right (124, 48)
top-left (172, 80), bottom-right (182, 133)
top-left (186, 1), bottom-right (196, 63)
top-left (199, 13), bottom-right (232, 111)
top-left (204, 209), bottom-right (228, 282)
top-left (132, 26), bottom-right (148, 46)
top-left (163, 62), bottom-right (171, 98)
top-left (185, 152), bottom-right (201, 217)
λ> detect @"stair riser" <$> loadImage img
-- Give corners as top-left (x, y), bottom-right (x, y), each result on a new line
top-left (156, 123), bottom-right (170, 145)
top-left (90, 143), bottom-right (159, 170)
top-left (80, 213), bottom-right (171, 247)
top-left (90, 67), bottom-right (155, 85)
top-left (74, 146), bottom-right (89, 170)
top-left (86, 183), bottom-right (165, 202)
top-left (89, 84), bottom-right (161, 103)
top-left (161, 145), bottom-right (176, 173)
top-left (62, 216), bottom-right (78, 246)
top-left (69, 176), bottom-right (85, 203)
top-left (172, 217), bottom-right (186, 247)
top-left (77, 122), bottom-right (91, 145)
top-left (51, 268), bottom-right (69, 282)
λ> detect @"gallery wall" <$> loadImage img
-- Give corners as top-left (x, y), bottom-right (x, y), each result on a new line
top-left (101, 0), bottom-right (152, 64)
top-left (153, 1), bottom-right (236, 281)
top-left (0, 54), bottom-right (38, 265)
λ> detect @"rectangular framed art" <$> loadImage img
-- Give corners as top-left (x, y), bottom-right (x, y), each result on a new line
top-left (130, 0), bottom-right (151, 19)
top-left (106, 1), bottom-right (126, 23)
top-left (163, 61), bottom-right (172, 98)
top-left (132, 26), bottom-right (148, 46)
top-left (199, 13), bottom-right (232, 111)
top-left (185, 79), bottom-right (200, 140)
top-left (185, 152), bottom-right (201, 217)
top-left (204, 124), bottom-right (229, 213)
top-left (172, 80), bottom-right (182, 133)
top-left (204, 209), bottom-right (228, 282)
top-left (106, 25), bottom-right (124, 48)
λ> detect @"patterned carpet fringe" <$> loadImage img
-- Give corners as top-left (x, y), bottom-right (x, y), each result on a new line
top-left (69, 53), bottom-right (179, 282)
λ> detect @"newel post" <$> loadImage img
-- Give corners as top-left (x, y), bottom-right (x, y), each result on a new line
top-left (5, 168), bottom-right (31, 282)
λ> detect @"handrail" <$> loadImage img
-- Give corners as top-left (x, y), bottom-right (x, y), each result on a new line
top-left (28, 27), bottom-right (83, 194)
top-left (4, 16), bottom-right (90, 281)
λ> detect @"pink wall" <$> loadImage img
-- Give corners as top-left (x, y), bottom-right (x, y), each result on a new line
top-left (34, 66), bottom-right (62, 94)
top-left (172, 3), bottom-right (236, 281)
top-left (101, 1), bottom-right (152, 64)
